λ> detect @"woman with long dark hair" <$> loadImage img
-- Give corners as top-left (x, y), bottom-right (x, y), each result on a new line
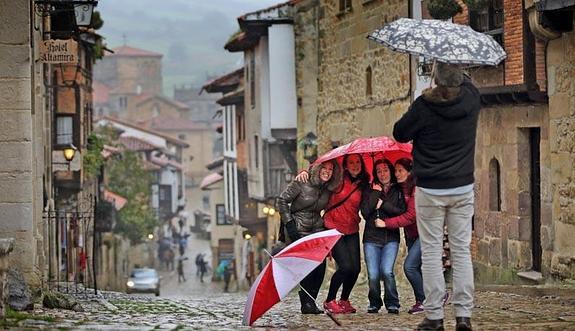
top-left (295, 153), bottom-right (369, 314)
top-left (375, 158), bottom-right (425, 314)
top-left (360, 159), bottom-right (404, 314)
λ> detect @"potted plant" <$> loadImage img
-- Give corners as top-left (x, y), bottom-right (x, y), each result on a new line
top-left (427, 0), bottom-right (463, 20)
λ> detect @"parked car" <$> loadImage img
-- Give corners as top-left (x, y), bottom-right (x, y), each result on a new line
top-left (126, 268), bottom-right (161, 296)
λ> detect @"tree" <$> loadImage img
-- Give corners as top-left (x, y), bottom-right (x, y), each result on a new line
top-left (107, 150), bottom-right (156, 244)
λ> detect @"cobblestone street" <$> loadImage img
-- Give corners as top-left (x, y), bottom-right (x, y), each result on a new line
top-left (8, 279), bottom-right (575, 330)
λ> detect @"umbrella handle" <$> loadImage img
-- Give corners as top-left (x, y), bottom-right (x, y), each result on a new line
top-left (429, 59), bottom-right (437, 89)
top-left (299, 285), bottom-right (342, 326)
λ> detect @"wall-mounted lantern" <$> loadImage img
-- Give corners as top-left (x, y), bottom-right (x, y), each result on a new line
top-left (300, 132), bottom-right (318, 163)
top-left (54, 144), bottom-right (77, 170)
top-left (34, 0), bottom-right (98, 28)
top-left (262, 206), bottom-right (276, 217)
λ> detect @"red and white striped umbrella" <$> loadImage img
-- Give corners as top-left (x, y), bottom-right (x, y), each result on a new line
top-left (242, 229), bottom-right (343, 326)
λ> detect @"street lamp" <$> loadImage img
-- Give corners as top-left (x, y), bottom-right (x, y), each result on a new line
top-left (53, 144), bottom-right (77, 170)
top-left (262, 206), bottom-right (276, 216)
top-left (147, 233), bottom-right (154, 240)
top-left (63, 144), bottom-right (77, 162)
top-left (74, 1), bottom-right (95, 27)
top-left (244, 233), bottom-right (252, 240)
top-left (34, 1), bottom-right (98, 28)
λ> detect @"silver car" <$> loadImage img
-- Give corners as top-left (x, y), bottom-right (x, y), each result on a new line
top-left (126, 268), bottom-right (161, 296)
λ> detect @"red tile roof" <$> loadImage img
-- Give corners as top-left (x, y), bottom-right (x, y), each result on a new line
top-left (201, 68), bottom-right (244, 94)
top-left (110, 45), bottom-right (163, 57)
top-left (119, 136), bottom-right (160, 151)
top-left (97, 116), bottom-right (190, 147)
top-left (135, 94), bottom-right (190, 110)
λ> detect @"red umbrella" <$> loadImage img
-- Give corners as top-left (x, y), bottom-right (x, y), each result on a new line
top-left (313, 136), bottom-right (412, 180)
top-left (242, 229), bottom-right (343, 326)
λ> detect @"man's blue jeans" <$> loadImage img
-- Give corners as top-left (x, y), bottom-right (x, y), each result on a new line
top-left (405, 237), bottom-right (426, 303)
top-left (364, 241), bottom-right (400, 310)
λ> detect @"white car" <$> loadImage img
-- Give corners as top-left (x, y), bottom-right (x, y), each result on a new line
top-left (126, 268), bottom-right (161, 296)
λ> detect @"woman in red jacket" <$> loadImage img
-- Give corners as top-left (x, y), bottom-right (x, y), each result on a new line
top-left (296, 153), bottom-right (369, 314)
top-left (375, 158), bottom-right (425, 314)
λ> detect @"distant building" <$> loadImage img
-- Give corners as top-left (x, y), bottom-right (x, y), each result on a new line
top-left (173, 85), bottom-right (222, 124)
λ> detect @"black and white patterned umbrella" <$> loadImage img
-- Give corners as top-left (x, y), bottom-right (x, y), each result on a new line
top-left (368, 18), bottom-right (506, 66)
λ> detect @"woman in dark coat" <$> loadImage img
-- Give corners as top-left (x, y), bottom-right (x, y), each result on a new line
top-left (277, 160), bottom-right (342, 314)
top-left (360, 159), bottom-right (405, 314)
top-left (376, 158), bottom-right (425, 314)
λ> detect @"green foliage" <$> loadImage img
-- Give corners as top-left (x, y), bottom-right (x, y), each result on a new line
top-left (83, 132), bottom-right (106, 178)
top-left (91, 11), bottom-right (104, 30)
top-left (90, 11), bottom-right (106, 62)
top-left (108, 150), bottom-right (156, 244)
top-left (463, 0), bottom-right (491, 10)
top-left (427, 0), bottom-right (463, 20)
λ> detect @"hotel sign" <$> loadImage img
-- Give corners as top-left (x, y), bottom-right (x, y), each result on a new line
top-left (39, 39), bottom-right (78, 63)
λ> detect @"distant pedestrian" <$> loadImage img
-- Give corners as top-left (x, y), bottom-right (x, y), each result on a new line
top-left (195, 253), bottom-right (202, 276)
top-left (394, 62), bottom-right (480, 331)
top-left (223, 260), bottom-right (236, 292)
top-left (198, 254), bottom-right (207, 283)
top-left (177, 259), bottom-right (186, 283)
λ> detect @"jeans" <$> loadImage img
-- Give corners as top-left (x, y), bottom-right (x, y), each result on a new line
top-left (326, 233), bottom-right (361, 301)
top-left (405, 237), bottom-right (425, 303)
top-left (416, 188), bottom-right (475, 320)
top-left (364, 241), bottom-right (400, 310)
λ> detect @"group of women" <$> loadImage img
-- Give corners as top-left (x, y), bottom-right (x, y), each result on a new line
top-left (277, 153), bottom-right (430, 315)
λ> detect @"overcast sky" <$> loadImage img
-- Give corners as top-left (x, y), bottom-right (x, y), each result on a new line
top-left (97, 0), bottom-right (279, 94)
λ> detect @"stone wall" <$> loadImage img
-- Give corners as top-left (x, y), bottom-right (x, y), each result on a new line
top-left (316, 0), bottom-right (411, 151)
top-left (473, 104), bottom-right (552, 279)
top-left (547, 24), bottom-right (575, 279)
top-left (294, 0), bottom-right (320, 169)
top-left (0, 0), bottom-right (42, 287)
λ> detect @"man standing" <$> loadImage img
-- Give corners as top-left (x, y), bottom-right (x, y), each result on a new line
top-left (393, 62), bottom-right (480, 331)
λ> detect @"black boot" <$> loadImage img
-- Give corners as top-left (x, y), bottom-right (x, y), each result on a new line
top-left (299, 291), bottom-right (323, 314)
top-left (416, 318), bottom-right (444, 331)
top-left (456, 317), bottom-right (472, 331)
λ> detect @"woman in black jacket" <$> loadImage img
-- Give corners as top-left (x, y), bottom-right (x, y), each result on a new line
top-left (360, 159), bottom-right (406, 314)
top-left (277, 160), bottom-right (342, 314)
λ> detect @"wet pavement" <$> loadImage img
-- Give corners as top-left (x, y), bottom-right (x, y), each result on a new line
top-left (5, 236), bottom-right (575, 330)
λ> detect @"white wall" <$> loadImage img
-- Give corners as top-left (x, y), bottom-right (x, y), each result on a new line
top-left (258, 37), bottom-right (271, 140)
top-left (268, 24), bottom-right (297, 130)
top-left (160, 167), bottom-right (178, 213)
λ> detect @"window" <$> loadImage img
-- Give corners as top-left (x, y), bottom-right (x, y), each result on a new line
top-left (56, 116), bottom-right (73, 145)
top-left (178, 134), bottom-right (186, 140)
top-left (118, 96), bottom-right (128, 109)
top-left (202, 193), bottom-right (210, 210)
top-left (254, 135), bottom-right (259, 169)
top-left (250, 55), bottom-right (256, 109)
top-left (339, 0), bottom-right (352, 13)
top-left (469, 0), bottom-right (504, 45)
top-left (216, 204), bottom-right (230, 225)
top-left (489, 158), bottom-right (501, 211)
top-left (237, 112), bottom-right (245, 142)
top-left (366, 66), bottom-right (373, 97)
top-left (152, 104), bottom-right (160, 117)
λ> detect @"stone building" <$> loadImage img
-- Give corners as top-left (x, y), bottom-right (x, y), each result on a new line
top-left (93, 45), bottom-right (163, 118)
top-left (297, 0), bottom-right (412, 158)
top-left (450, 0), bottom-right (575, 281)
top-left (0, 0), bottom-right (103, 288)
top-left (0, 0), bottom-right (50, 287)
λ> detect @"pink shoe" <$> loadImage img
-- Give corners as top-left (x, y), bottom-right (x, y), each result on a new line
top-left (408, 301), bottom-right (424, 314)
top-left (323, 300), bottom-right (345, 314)
top-left (338, 299), bottom-right (357, 314)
